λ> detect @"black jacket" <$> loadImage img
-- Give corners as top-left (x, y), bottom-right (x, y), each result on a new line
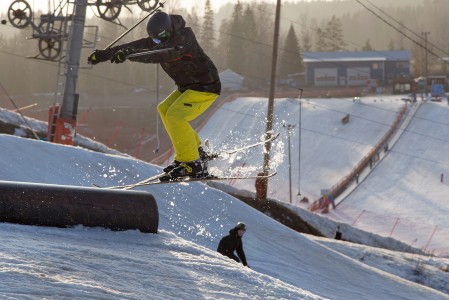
top-left (107, 15), bottom-right (221, 95)
top-left (217, 228), bottom-right (247, 266)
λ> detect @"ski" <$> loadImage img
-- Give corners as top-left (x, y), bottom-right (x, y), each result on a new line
top-left (94, 172), bottom-right (276, 190)
top-left (93, 133), bottom-right (280, 190)
top-left (119, 172), bottom-right (277, 189)
top-left (207, 132), bottom-right (280, 160)
top-left (92, 172), bottom-right (167, 190)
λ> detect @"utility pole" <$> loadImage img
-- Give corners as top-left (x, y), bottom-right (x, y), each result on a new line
top-left (422, 31), bottom-right (430, 96)
top-left (297, 88), bottom-right (303, 196)
top-left (261, 0), bottom-right (281, 200)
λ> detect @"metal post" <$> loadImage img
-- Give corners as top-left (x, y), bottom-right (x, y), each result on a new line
top-left (261, 0), bottom-right (282, 200)
top-left (60, 0), bottom-right (87, 120)
top-left (283, 123), bottom-right (295, 203)
top-left (297, 88), bottom-right (303, 196)
top-left (154, 64), bottom-right (160, 153)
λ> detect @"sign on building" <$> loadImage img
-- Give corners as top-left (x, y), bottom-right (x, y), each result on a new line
top-left (314, 68), bottom-right (338, 86)
top-left (347, 67), bottom-right (370, 86)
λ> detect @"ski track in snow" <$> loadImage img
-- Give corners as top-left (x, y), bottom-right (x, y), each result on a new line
top-left (1, 96), bottom-right (449, 299)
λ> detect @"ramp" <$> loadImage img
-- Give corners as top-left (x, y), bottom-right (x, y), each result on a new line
top-left (0, 180), bottom-right (158, 233)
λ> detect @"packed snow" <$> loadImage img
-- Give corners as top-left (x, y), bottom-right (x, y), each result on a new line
top-left (199, 95), bottom-right (449, 258)
top-left (0, 95), bottom-right (449, 299)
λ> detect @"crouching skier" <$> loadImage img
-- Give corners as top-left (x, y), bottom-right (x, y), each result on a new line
top-left (87, 11), bottom-right (221, 181)
top-left (217, 222), bottom-right (249, 267)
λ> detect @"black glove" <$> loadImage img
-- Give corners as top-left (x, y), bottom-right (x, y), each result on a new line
top-left (111, 48), bottom-right (135, 64)
top-left (87, 49), bottom-right (110, 65)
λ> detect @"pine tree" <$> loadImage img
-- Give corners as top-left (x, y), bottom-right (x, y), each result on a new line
top-left (279, 24), bottom-right (303, 79)
top-left (301, 29), bottom-right (312, 52)
top-left (388, 39), bottom-right (395, 51)
top-left (200, 0), bottom-right (215, 55)
top-left (241, 5), bottom-right (258, 83)
top-left (315, 28), bottom-right (327, 52)
top-left (227, 1), bottom-right (244, 74)
top-left (300, 14), bottom-right (312, 52)
top-left (362, 39), bottom-right (373, 51)
top-left (325, 15), bottom-right (346, 51)
top-left (186, 8), bottom-right (200, 31)
top-left (216, 19), bottom-right (230, 71)
top-left (256, 3), bottom-right (275, 86)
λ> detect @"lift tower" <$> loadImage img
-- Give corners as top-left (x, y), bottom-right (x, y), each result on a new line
top-left (53, 0), bottom-right (87, 144)
top-left (6, 0), bottom-right (160, 144)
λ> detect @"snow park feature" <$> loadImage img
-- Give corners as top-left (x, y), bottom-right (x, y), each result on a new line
top-left (0, 179), bottom-right (159, 233)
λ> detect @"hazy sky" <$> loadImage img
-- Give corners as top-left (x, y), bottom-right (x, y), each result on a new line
top-left (0, 0), bottom-right (303, 16)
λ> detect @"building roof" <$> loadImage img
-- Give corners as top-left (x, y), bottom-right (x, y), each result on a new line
top-left (304, 50), bottom-right (411, 63)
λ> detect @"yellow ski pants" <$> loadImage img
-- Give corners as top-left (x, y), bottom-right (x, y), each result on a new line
top-left (157, 89), bottom-right (218, 162)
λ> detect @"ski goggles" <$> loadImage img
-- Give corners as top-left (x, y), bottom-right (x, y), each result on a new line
top-left (152, 31), bottom-right (170, 44)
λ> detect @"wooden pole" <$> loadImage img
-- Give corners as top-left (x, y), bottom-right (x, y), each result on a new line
top-left (261, 0), bottom-right (282, 200)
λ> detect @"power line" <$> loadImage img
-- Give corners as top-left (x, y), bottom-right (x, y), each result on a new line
top-left (362, 0), bottom-right (449, 57)
top-left (0, 47), bottom-right (252, 95)
top-left (244, 3), bottom-right (414, 78)
top-left (355, 0), bottom-right (449, 66)
top-left (1, 3), bottom-right (403, 85)
top-left (4, 34), bottom-right (449, 167)
top-left (3, 2), bottom-right (441, 98)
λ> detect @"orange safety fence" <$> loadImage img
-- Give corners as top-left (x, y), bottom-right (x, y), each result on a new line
top-left (309, 104), bottom-right (408, 212)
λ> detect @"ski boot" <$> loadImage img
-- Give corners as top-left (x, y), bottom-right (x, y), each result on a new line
top-left (162, 160), bottom-right (180, 173)
top-left (160, 159), bottom-right (204, 181)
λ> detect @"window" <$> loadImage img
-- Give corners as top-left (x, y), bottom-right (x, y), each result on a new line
top-left (372, 63), bottom-right (379, 69)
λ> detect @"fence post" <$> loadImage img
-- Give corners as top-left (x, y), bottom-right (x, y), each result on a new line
top-left (351, 209), bottom-right (365, 226)
top-left (423, 225), bottom-right (438, 253)
top-left (389, 217), bottom-right (400, 237)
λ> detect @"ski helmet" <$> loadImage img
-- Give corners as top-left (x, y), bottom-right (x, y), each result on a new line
top-left (147, 11), bottom-right (172, 43)
top-left (235, 222), bottom-right (246, 231)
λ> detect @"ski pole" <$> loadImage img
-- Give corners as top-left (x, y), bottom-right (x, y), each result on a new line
top-left (126, 47), bottom-right (175, 58)
top-left (104, 1), bottom-right (165, 50)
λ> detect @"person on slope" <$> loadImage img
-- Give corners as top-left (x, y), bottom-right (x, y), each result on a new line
top-left (217, 222), bottom-right (249, 267)
top-left (87, 11), bottom-right (221, 180)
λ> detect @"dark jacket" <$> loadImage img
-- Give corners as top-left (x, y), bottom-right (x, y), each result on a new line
top-left (107, 15), bottom-right (221, 95)
top-left (217, 228), bottom-right (247, 266)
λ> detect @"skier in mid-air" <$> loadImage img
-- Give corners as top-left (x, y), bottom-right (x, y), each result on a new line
top-left (88, 11), bottom-right (221, 180)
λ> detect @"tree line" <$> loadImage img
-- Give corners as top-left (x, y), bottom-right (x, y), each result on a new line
top-left (1, 0), bottom-right (448, 101)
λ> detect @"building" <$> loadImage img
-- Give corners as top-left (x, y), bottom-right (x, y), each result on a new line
top-left (303, 50), bottom-right (411, 88)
